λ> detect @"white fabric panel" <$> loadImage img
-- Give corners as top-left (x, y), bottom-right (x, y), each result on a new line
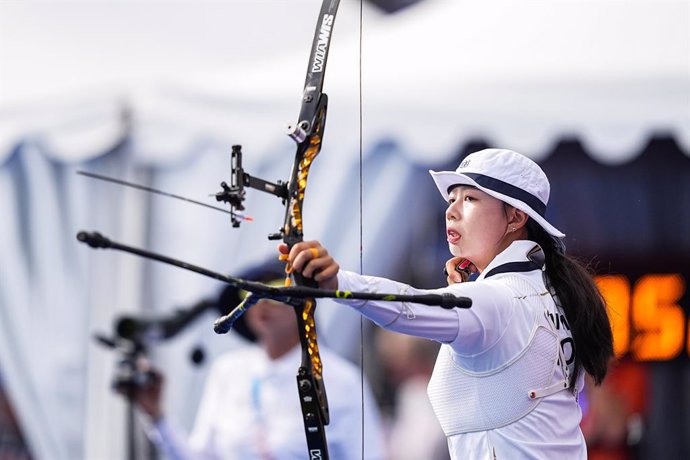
top-left (0, 141), bottom-right (154, 459)
top-left (1, 0), bottom-right (688, 165)
top-left (0, 146), bottom-right (66, 460)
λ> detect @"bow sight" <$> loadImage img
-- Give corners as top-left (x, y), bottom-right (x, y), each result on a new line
top-left (215, 144), bottom-right (289, 230)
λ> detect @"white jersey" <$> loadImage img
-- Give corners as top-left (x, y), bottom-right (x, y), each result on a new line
top-left (336, 240), bottom-right (585, 460)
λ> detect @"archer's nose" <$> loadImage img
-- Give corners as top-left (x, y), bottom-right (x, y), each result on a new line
top-left (446, 203), bottom-right (459, 222)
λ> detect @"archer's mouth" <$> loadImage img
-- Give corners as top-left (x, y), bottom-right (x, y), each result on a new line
top-left (447, 229), bottom-right (461, 244)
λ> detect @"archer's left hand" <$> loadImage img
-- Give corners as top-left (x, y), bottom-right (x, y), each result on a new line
top-left (278, 241), bottom-right (340, 290)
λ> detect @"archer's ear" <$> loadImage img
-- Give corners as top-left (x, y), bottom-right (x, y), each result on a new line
top-left (509, 209), bottom-right (530, 230)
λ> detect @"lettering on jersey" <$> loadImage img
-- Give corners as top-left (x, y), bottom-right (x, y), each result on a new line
top-left (561, 336), bottom-right (575, 365)
top-left (311, 14), bottom-right (334, 73)
top-left (544, 310), bottom-right (576, 366)
top-left (545, 311), bottom-right (571, 331)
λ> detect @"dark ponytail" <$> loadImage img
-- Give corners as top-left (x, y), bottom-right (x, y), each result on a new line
top-left (526, 219), bottom-right (613, 388)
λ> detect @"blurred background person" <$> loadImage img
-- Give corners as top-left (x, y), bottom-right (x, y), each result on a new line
top-left (375, 329), bottom-right (449, 460)
top-left (117, 266), bottom-right (385, 460)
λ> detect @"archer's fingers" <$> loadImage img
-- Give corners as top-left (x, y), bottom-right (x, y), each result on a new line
top-left (282, 241), bottom-right (339, 289)
top-left (445, 257), bottom-right (469, 285)
top-left (302, 253), bottom-right (336, 279)
top-left (313, 263), bottom-right (339, 290)
top-left (304, 248), bottom-right (339, 290)
top-left (447, 273), bottom-right (464, 285)
top-left (287, 241), bottom-right (325, 272)
top-left (277, 241), bottom-right (310, 271)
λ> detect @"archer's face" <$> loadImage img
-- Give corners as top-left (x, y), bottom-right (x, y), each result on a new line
top-left (445, 185), bottom-right (511, 271)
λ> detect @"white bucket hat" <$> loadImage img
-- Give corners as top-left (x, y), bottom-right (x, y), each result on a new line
top-left (429, 148), bottom-right (565, 238)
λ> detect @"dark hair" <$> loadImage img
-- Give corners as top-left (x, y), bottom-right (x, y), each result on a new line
top-left (526, 219), bottom-right (613, 388)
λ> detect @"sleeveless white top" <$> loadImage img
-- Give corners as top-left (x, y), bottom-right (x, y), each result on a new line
top-left (336, 240), bottom-right (586, 460)
top-left (427, 274), bottom-right (568, 435)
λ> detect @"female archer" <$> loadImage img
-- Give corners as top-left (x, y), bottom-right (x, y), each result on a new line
top-left (281, 148), bottom-right (614, 459)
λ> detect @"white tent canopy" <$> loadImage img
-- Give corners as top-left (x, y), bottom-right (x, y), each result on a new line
top-left (2, 0), bottom-right (688, 166)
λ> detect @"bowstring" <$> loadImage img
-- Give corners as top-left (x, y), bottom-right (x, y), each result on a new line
top-left (358, 0), bottom-right (365, 458)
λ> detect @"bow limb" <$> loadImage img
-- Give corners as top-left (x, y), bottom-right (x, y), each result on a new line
top-left (279, 1), bottom-right (340, 457)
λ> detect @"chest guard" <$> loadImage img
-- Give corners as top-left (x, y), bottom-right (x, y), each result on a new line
top-left (427, 275), bottom-right (568, 435)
